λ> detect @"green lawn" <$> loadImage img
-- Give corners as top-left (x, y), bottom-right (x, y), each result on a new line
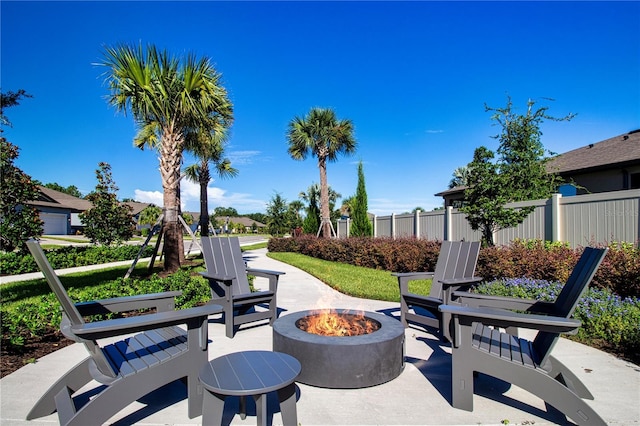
top-left (267, 251), bottom-right (432, 302)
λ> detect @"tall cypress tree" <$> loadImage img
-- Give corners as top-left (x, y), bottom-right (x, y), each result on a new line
top-left (350, 161), bottom-right (373, 237)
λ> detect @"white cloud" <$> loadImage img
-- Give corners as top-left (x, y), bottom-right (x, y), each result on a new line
top-left (425, 129), bottom-right (444, 134)
top-left (228, 150), bottom-right (262, 165)
top-left (133, 189), bottom-right (163, 206)
top-left (134, 180), bottom-right (267, 214)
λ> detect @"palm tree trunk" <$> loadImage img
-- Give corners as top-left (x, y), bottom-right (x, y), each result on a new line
top-left (199, 162), bottom-right (210, 237)
top-left (318, 156), bottom-right (331, 238)
top-left (160, 129), bottom-right (184, 273)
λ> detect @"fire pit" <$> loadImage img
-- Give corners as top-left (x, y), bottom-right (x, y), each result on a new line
top-left (272, 309), bottom-right (405, 388)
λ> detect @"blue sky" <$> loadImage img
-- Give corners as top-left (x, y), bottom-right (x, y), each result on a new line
top-left (3, 1), bottom-right (639, 216)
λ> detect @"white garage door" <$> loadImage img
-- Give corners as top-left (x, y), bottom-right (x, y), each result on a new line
top-left (41, 212), bottom-right (67, 235)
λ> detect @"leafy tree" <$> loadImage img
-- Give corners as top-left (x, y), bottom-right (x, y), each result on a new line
top-left (461, 97), bottom-right (573, 246)
top-left (99, 43), bottom-right (232, 272)
top-left (80, 162), bottom-right (135, 246)
top-left (39, 182), bottom-right (83, 198)
top-left (1, 89), bottom-right (32, 127)
top-left (287, 107), bottom-right (356, 237)
top-left (288, 200), bottom-right (304, 230)
top-left (340, 195), bottom-right (354, 218)
top-left (184, 125), bottom-right (237, 236)
top-left (299, 183), bottom-right (341, 235)
top-left (245, 212), bottom-right (267, 224)
top-left (0, 139), bottom-right (43, 252)
top-left (448, 166), bottom-right (472, 189)
top-left (350, 161), bottom-right (373, 237)
top-left (138, 205), bottom-right (163, 228)
top-left (266, 192), bottom-right (289, 236)
top-left (412, 207), bottom-right (425, 213)
top-left (214, 206), bottom-right (239, 218)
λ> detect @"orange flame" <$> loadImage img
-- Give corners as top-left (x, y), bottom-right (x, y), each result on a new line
top-left (297, 309), bottom-right (380, 337)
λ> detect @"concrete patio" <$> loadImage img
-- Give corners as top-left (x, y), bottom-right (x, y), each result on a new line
top-left (1, 247), bottom-right (638, 425)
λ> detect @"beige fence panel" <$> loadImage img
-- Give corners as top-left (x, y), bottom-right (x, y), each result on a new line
top-left (561, 190), bottom-right (640, 247)
top-left (495, 199), bottom-right (550, 246)
top-left (336, 189), bottom-right (639, 247)
top-left (419, 210), bottom-right (445, 240)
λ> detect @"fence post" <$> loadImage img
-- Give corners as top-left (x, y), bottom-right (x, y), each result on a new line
top-left (415, 209), bottom-right (421, 239)
top-left (346, 218), bottom-right (351, 238)
top-left (373, 215), bottom-right (377, 237)
top-left (445, 206), bottom-right (453, 241)
top-left (551, 193), bottom-right (562, 243)
top-left (391, 213), bottom-right (396, 239)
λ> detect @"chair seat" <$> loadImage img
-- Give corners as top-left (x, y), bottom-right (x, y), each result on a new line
top-left (101, 326), bottom-right (188, 381)
top-left (232, 290), bottom-right (275, 304)
top-left (472, 323), bottom-right (537, 369)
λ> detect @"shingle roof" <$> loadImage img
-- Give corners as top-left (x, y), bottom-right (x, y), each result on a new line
top-left (124, 201), bottom-right (154, 216)
top-left (30, 186), bottom-right (93, 211)
top-left (546, 130), bottom-right (640, 174)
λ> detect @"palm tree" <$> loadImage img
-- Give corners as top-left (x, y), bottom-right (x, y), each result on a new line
top-left (449, 166), bottom-right (472, 189)
top-left (99, 44), bottom-right (232, 272)
top-left (184, 126), bottom-right (237, 237)
top-left (287, 108), bottom-right (356, 237)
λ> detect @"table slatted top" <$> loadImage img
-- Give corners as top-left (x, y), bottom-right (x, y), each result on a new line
top-left (199, 351), bottom-right (301, 396)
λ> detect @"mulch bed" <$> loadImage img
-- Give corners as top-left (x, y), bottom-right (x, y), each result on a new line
top-left (1, 329), bottom-right (74, 378)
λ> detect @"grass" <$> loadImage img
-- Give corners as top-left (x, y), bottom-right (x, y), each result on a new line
top-left (268, 251), bottom-right (432, 301)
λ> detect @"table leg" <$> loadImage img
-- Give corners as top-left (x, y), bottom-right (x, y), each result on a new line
top-left (253, 393), bottom-right (268, 426)
top-left (278, 383), bottom-right (298, 426)
top-left (202, 391), bottom-right (225, 426)
top-left (239, 396), bottom-right (247, 420)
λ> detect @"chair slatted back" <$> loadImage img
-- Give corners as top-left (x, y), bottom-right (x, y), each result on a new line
top-left (27, 240), bottom-right (85, 326)
top-left (533, 247), bottom-right (608, 367)
top-left (201, 237), bottom-right (251, 297)
top-left (430, 241), bottom-right (481, 300)
top-left (26, 239), bottom-right (118, 378)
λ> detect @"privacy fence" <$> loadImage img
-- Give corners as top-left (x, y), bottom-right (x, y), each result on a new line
top-left (336, 189), bottom-right (640, 248)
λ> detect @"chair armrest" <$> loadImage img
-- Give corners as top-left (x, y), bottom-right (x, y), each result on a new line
top-left (392, 272), bottom-right (435, 295)
top-left (246, 268), bottom-right (285, 292)
top-left (440, 277), bottom-right (483, 288)
top-left (439, 304), bottom-right (581, 338)
top-left (74, 291), bottom-right (183, 315)
top-left (71, 304), bottom-right (223, 341)
top-left (452, 291), bottom-right (556, 313)
top-left (440, 277), bottom-right (483, 304)
top-left (199, 271), bottom-right (235, 284)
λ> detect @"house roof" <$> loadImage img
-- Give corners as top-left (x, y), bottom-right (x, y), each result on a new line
top-left (30, 186), bottom-right (93, 211)
top-left (123, 201), bottom-right (154, 216)
top-left (434, 185), bottom-right (468, 197)
top-left (546, 129), bottom-right (640, 174)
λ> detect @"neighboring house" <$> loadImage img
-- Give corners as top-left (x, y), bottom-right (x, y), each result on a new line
top-left (215, 216), bottom-right (267, 234)
top-left (546, 129), bottom-right (640, 194)
top-left (29, 186), bottom-right (92, 235)
top-left (435, 129), bottom-right (640, 206)
top-left (123, 201), bottom-right (155, 230)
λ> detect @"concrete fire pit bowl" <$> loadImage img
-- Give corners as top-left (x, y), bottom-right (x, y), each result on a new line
top-left (272, 309), bottom-right (405, 389)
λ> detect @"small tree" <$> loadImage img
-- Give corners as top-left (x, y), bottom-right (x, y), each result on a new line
top-left (0, 139), bottom-right (43, 252)
top-left (138, 205), bottom-right (163, 228)
top-left (80, 162), bottom-right (135, 245)
top-left (461, 97), bottom-right (573, 246)
top-left (266, 192), bottom-right (289, 236)
top-left (350, 161), bottom-right (372, 237)
top-left (0, 90), bottom-right (42, 253)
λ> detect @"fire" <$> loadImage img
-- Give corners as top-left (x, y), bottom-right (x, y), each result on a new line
top-left (297, 309), bottom-right (380, 337)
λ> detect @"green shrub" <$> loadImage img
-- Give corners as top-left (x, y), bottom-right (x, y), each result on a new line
top-left (0, 245), bottom-right (156, 275)
top-left (0, 268), bottom-right (211, 350)
top-left (269, 235), bottom-right (441, 273)
top-left (269, 236), bottom-right (640, 298)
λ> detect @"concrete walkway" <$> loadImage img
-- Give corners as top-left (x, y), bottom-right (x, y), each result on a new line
top-left (1, 248), bottom-right (639, 425)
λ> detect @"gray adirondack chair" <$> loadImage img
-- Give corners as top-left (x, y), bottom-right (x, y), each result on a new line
top-left (25, 239), bottom-right (222, 426)
top-left (439, 247), bottom-right (608, 426)
top-left (199, 236), bottom-right (284, 338)
top-left (392, 240), bottom-right (482, 337)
